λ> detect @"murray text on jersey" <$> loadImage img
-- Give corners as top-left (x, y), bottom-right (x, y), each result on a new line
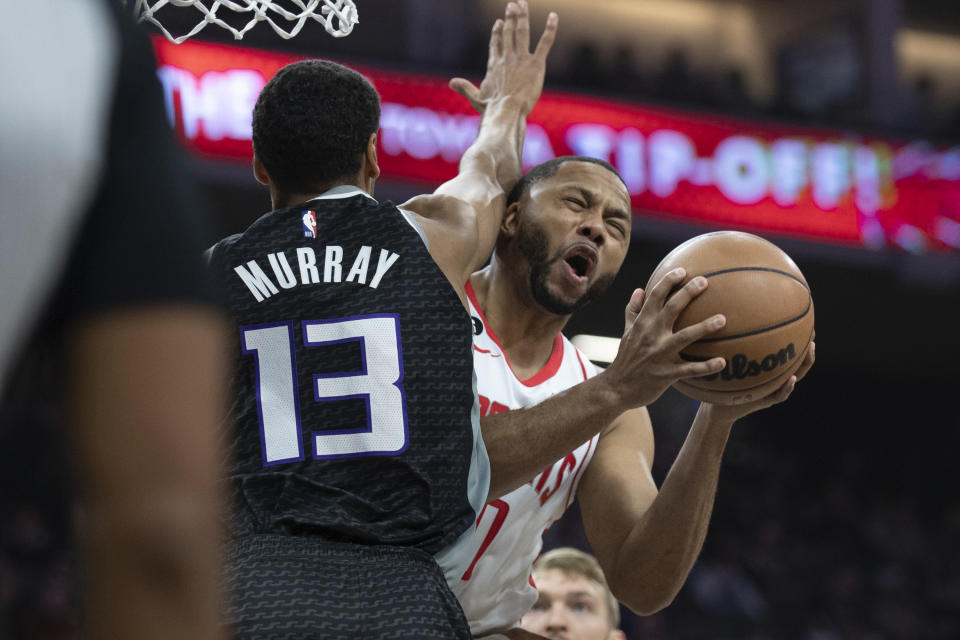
top-left (232, 244), bottom-right (401, 302)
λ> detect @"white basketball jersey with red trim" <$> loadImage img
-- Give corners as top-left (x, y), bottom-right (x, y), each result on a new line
top-left (450, 282), bottom-right (601, 636)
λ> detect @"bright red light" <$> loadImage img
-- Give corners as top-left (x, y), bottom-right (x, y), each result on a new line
top-left (151, 36), bottom-right (960, 254)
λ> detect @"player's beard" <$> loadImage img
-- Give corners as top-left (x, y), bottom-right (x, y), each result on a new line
top-left (517, 220), bottom-right (616, 316)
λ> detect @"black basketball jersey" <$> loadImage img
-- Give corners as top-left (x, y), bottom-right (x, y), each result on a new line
top-left (207, 186), bottom-right (488, 556)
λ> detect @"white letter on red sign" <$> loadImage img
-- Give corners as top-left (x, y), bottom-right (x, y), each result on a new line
top-left (565, 124), bottom-right (617, 162)
top-left (617, 128), bottom-right (645, 195)
top-left (770, 139), bottom-right (807, 207)
top-left (715, 136), bottom-right (768, 205)
top-left (812, 143), bottom-right (849, 210)
top-left (648, 130), bottom-right (695, 198)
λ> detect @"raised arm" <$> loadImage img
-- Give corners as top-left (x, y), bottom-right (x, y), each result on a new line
top-left (403, 1), bottom-right (557, 292)
top-left (577, 342), bottom-right (816, 615)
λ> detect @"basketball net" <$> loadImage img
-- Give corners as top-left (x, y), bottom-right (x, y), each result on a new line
top-left (128, 0), bottom-right (359, 43)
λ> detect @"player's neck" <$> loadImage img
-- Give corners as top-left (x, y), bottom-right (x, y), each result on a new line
top-left (470, 264), bottom-right (570, 375)
top-left (270, 179), bottom-right (370, 210)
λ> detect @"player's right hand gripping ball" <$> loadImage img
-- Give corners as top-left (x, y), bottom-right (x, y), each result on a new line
top-left (647, 231), bottom-right (815, 405)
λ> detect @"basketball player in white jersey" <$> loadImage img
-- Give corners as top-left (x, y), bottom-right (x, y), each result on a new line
top-left (449, 156), bottom-right (816, 637)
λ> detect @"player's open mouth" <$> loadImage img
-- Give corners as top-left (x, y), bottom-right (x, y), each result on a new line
top-left (562, 244), bottom-right (598, 281)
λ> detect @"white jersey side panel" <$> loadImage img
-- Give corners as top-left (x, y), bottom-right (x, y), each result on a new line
top-left (448, 283), bottom-right (601, 636)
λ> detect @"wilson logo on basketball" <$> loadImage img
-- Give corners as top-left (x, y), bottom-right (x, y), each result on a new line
top-left (701, 343), bottom-right (797, 381)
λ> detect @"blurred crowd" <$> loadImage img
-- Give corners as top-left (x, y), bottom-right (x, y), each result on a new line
top-left (0, 401), bottom-right (76, 640)
top-left (555, 44), bottom-right (764, 116)
top-left (544, 384), bottom-right (960, 640)
top-left (555, 45), bottom-right (960, 141)
top-left (450, 35), bottom-right (960, 143)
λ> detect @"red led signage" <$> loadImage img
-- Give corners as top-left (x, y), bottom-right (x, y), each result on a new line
top-left (152, 36), bottom-right (960, 253)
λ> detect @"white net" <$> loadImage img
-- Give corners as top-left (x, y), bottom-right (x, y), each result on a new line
top-left (130, 0), bottom-right (359, 43)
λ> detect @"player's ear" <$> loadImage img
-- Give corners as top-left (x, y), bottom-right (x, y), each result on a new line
top-left (500, 200), bottom-right (523, 238)
top-left (252, 153), bottom-right (270, 186)
top-left (362, 132), bottom-right (380, 188)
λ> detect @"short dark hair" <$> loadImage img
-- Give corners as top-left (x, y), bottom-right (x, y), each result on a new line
top-left (252, 59), bottom-right (381, 194)
top-left (506, 156), bottom-right (626, 206)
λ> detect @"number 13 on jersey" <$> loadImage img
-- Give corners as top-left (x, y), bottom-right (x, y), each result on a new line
top-left (241, 314), bottom-right (410, 466)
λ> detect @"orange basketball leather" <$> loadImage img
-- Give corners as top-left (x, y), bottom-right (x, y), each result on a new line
top-left (645, 231), bottom-right (814, 405)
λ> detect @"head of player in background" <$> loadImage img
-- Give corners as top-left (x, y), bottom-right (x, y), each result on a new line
top-left (521, 547), bottom-right (626, 640)
top-left (251, 60), bottom-right (381, 208)
top-left (495, 156), bottom-right (632, 316)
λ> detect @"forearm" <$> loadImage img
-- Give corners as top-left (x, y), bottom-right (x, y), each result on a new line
top-left (406, 98), bottom-right (529, 280)
top-left (70, 308), bottom-right (227, 640)
top-left (609, 404), bottom-right (734, 613)
top-left (454, 95), bottom-right (527, 196)
top-left (482, 374), bottom-right (628, 499)
top-left (79, 493), bottom-right (225, 640)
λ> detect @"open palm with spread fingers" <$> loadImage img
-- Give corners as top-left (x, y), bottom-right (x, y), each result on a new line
top-left (600, 268), bottom-right (728, 408)
top-left (449, 0), bottom-right (558, 116)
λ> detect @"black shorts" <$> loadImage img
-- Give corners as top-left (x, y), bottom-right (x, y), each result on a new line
top-left (225, 535), bottom-right (471, 640)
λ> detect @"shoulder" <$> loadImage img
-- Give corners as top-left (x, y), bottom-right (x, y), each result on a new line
top-left (400, 193), bottom-right (476, 235)
top-left (204, 233), bottom-right (243, 265)
top-left (397, 194), bottom-right (480, 298)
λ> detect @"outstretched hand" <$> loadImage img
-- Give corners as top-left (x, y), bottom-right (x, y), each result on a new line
top-left (449, 0), bottom-right (558, 116)
top-left (600, 268), bottom-right (727, 409)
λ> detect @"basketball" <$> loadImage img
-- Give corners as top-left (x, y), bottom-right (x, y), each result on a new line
top-left (646, 231), bottom-right (814, 405)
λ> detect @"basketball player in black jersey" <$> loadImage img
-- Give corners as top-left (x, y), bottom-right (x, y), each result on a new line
top-left (206, 2), bottom-right (558, 638)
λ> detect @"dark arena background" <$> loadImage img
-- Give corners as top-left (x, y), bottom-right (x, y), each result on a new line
top-left (5, 0), bottom-right (960, 638)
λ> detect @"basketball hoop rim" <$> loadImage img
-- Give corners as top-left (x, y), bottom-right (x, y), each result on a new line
top-left (125, 0), bottom-right (359, 44)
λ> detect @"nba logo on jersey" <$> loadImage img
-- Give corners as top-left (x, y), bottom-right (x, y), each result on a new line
top-left (302, 210), bottom-right (317, 238)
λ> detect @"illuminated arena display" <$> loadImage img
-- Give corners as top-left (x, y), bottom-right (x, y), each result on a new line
top-left (152, 36), bottom-right (960, 254)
